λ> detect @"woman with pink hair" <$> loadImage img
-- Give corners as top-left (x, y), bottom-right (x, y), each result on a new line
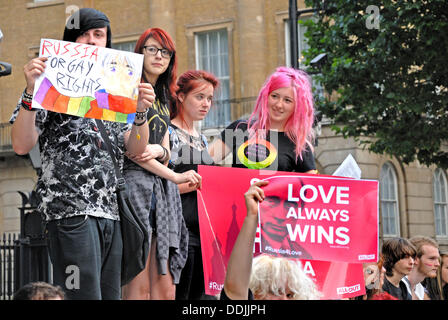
top-left (209, 67), bottom-right (317, 174)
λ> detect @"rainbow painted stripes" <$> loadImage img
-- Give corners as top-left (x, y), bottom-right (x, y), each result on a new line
top-left (34, 77), bottom-right (137, 123)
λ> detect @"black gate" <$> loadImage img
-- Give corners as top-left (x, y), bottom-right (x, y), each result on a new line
top-left (0, 233), bottom-right (19, 300)
top-left (0, 191), bottom-right (51, 300)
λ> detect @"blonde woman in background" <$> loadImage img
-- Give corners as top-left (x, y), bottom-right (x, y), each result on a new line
top-left (221, 180), bottom-right (321, 300)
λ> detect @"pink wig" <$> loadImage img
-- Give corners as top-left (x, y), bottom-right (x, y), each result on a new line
top-left (246, 67), bottom-right (315, 160)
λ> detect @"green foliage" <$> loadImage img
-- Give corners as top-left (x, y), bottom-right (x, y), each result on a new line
top-left (303, 0), bottom-right (448, 168)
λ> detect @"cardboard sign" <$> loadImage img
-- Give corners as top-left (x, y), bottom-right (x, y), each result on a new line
top-left (32, 39), bottom-right (143, 123)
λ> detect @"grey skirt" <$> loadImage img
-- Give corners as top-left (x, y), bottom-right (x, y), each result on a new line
top-left (123, 168), bottom-right (188, 284)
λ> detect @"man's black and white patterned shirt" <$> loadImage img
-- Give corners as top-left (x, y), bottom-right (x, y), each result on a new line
top-left (10, 97), bottom-right (130, 221)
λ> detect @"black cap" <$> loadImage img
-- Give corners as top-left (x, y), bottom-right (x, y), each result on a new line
top-left (63, 8), bottom-right (112, 48)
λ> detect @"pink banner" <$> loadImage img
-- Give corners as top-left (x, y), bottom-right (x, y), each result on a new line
top-left (197, 166), bottom-right (376, 299)
top-left (258, 175), bottom-right (379, 263)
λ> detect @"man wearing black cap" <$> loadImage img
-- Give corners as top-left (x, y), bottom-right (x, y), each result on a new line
top-left (63, 8), bottom-right (113, 48)
top-left (10, 8), bottom-right (153, 300)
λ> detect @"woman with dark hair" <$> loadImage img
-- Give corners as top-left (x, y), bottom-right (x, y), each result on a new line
top-left (168, 70), bottom-right (219, 300)
top-left (122, 28), bottom-right (200, 300)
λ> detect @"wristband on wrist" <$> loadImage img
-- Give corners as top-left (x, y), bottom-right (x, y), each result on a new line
top-left (133, 118), bottom-right (147, 126)
top-left (133, 110), bottom-right (148, 140)
top-left (135, 110), bottom-right (148, 121)
top-left (21, 88), bottom-right (37, 111)
top-left (133, 118), bottom-right (147, 140)
top-left (156, 146), bottom-right (169, 163)
top-left (23, 89), bottom-right (33, 102)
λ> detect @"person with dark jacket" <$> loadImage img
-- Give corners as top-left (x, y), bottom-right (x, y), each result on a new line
top-left (10, 8), bottom-right (153, 299)
top-left (381, 238), bottom-right (417, 300)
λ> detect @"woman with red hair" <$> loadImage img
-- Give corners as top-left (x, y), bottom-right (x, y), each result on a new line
top-left (123, 28), bottom-right (200, 300)
top-left (209, 66), bottom-right (317, 174)
top-left (168, 70), bottom-right (219, 299)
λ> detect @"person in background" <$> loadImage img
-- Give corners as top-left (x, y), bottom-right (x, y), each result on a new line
top-left (422, 251), bottom-right (448, 300)
top-left (402, 236), bottom-right (440, 300)
top-left (222, 180), bottom-right (321, 300)
top-left (248, 254), bottom-right (321, 300)
top-left (168, 70), bottom-right (219, 300)
top-left (381, 237), bottom-right (417, 300)
top-left (370, 292), bottom-right (398, 300)
top-left (351, 255), bottom-right (399, 300)
top-left (10, 8), bottom-right (152, 300)
top-left (122, 28), bottom-right (199, 300)
top-left (209, 66), bottom-right (317, 175)
top-left (352, 257), bottom-right (384, 300)
top-left (13, 282), bottom-right (65, 300)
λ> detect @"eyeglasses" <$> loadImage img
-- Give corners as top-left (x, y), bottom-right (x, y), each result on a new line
top-left (142, 45), bottom-right (173, 59)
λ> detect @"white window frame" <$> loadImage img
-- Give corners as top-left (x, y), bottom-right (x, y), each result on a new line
top-left (433, 168), bottom-right (448, 238)
top-left (195, 29), bottom-right (231, 129)
top-left (111, 41), bottom-right (137, 53)
top-left (380, 162), bottom-right (400, 237)
top-left (284, 15), bottom-right (312, 69)
top-left (284, 16), bottom-right (324, 101)
top-left (27, 0), bottom-right (64, 9)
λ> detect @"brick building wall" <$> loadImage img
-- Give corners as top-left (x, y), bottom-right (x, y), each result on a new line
top-left (0, 0), bottom-right (446, 251)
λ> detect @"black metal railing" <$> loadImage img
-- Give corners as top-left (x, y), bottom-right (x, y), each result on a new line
top-left (16, 192), bottom-right (51, 293)
top-left (0, 122), bottom-right (13, 154)
top-left (0, 233), bottom-right (19, 300)
top-left (0, 191), bottom-right (51, 300)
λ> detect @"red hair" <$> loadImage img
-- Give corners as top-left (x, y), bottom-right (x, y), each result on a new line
top-left (173, 70), bottom-right (219, 122)
top-left (134, 28), bottom-right (177, 107)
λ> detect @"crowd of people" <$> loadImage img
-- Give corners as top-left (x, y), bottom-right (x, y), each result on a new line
top-left (8, 7), bottom-right (448, 301)
top-left (222, 181), bottom-right (448, 301)
top-left (376, 236), bottom-right (447, 300)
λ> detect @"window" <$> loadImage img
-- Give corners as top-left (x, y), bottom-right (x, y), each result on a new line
top-left (27, 0), bottom-right (64, 9)
top-left (195, 29), bottom-right (230, 128)
top-left (380, 162), bottom-right (400, 236)
top-left (112, 41), bottom-right (137, 53)
top-left (284, 17), bottom-right (310, 69)
top-left (284, 17), bottom-right (324, 98)
top-left (433, 168), bottom-right (448, 237)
